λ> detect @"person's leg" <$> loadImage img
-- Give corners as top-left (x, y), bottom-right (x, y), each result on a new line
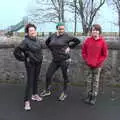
top-left (59, 60), bottom-right (70, 101)
top-left (24, 62), bottom-right (35, 110)
top-left (84, 66), bottom-right (93, 103)
top-left (90, 67), bottom-right (101, 105)
top-left (61, 60), bottom-right (70, 91)
top-left (32, 62), bottom-right (43, 101)
top-left (32, 62), bottom-right (42, 94)
top-left (46, 61), bottom-right (59, 91)
top-left (40, 61), bottom-right (59, 96)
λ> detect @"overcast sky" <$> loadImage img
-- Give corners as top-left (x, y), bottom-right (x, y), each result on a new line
top-left (0, 0), bottom-right (118, 32)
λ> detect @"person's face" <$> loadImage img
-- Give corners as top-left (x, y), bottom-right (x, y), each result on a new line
top-left (28, 27), bottom-right (37, 37)
top-left (91, 27), bottom-right (100, 38)
top-left (57, 26), bottom-right (65, 35)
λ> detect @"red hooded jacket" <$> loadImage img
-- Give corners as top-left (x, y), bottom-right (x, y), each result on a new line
top-left (82, 36), bottom-right (108, 68)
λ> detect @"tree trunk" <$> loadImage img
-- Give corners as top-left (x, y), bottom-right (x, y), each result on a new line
top-left (74, 0), bottom-right (77, 36)
top-left (82, 24), bottom-right (89, 35)
top-left (118, 11), bottom-right (120, 37)
top-left (61, 0), bottom-right (64, 23)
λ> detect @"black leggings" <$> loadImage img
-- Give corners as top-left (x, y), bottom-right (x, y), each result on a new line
top-left (24, 61), bottom-right (42, 101)
top-left (46, 60), bottom-right (70, 92)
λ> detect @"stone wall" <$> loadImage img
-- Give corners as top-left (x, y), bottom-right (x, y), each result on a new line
top-left (0, 36), bottom-right (120, 87)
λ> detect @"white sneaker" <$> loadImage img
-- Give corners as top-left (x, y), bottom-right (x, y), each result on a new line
top-left (24, 101), bottom-right (31, 111)
top-left (31, 94), bottom-right (43, 101)
top-left (40, 90), bottom-right (51, 97)
top-left (59, 92), bottom-right (67, 101)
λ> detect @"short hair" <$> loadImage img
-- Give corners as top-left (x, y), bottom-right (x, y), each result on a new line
top-left (91, 24), bottom-right (102, 34)
top-left (25, 23), bottom-right (37, 33)
top-left (56, 22), bottom-right (64, 29)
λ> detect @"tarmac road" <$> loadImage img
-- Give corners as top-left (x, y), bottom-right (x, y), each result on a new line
top-left (0, 84), bottom-right (120, 120)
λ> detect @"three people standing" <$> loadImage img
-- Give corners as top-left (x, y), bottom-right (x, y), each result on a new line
top-left (14, 23), bottom-right (108, 111)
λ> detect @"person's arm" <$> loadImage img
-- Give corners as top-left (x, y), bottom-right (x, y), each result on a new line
top-left (81, 39), bottom-right (88, 62)
top-left (13, 40), bottom-right (27, 61)
top-left (68, 36), bottom-right (81, 49)
top-left (45, 36), bottom-right (52, 48)
top-left (97, 40), bottom-right (108, 65)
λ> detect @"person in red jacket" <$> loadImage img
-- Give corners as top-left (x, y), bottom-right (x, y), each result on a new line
top-left (82, 24), bottom-right (108, 105)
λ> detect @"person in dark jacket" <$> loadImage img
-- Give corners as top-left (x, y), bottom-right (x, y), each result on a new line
top-left (14, 23), bottom-right (43, 110)
top-left (40, 22), bottom-right (80, 101)
top-left (82, 24), bottom-right (108, 105)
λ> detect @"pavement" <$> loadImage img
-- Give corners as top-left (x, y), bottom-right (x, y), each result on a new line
top-left (0, 83), bottom-right (120, 120)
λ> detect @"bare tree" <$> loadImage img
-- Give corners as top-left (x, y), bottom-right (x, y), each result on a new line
top-left (107, 0), bottom-right (120, 36)
top-left (27, 0), bottom-right (65, 24)
top-left (28, 0), bottom-right (105, 34)
top-left (50, 0), bottom-right (65, 22)
top-left (68, 0), bottom-right (105, 35)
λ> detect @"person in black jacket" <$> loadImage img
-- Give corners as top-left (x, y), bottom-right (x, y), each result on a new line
top-left (40, 22), bottom-right (80, 101)
top-left (14, 23), bottom-right (43, 111)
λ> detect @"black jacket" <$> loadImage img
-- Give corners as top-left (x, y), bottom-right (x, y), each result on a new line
top-left (46, 32), bottom-right (80, 62)
top-left (14, 36), bottom-right (43, 63)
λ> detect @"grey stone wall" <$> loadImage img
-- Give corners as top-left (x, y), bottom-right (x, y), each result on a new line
top-left (0, 36), bottom-right (120, 87)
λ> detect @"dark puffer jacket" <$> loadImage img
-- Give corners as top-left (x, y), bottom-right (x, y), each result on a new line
top-left (14, 36), bottom-right (43, 63)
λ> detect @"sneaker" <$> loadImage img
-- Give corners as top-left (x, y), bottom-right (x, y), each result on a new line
top-left (89, 96), bottom-right (96, 105)
top-left (84, 97), bottom-right (90, 104)
top-left (84, 93), bottom-right (92, 104)
top-left (31, 94), bottom-right (43, 101)
top-left (24, 101), bottom-right (31, 111)
top-left (59, 92), bottom-right (67, 101)
top-left (40, 90), bottom-right (51, 97)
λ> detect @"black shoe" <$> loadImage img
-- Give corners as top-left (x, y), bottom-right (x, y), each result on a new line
top-left (84, 91), bottom-right (92, 104)
top-left (84, 97), bottom-right (90, 104)
top-left (89, 96), bottom-right (96, 105)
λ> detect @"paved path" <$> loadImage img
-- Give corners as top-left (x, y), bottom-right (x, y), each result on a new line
top-left (0, 84), bottom-right (120, 120)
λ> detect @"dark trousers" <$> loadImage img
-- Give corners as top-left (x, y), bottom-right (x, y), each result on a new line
top-left (46, 60), bottom-right (70, 92)
top-left (24, 61), bottom-right (42, 101)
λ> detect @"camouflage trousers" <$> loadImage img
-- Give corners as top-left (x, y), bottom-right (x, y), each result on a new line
top-left (84, 66), bottom-right (102, 96)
